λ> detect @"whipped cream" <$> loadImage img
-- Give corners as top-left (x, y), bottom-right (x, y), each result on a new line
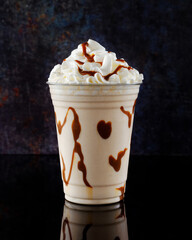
top-left (48, 39), bottom-right (143, 84)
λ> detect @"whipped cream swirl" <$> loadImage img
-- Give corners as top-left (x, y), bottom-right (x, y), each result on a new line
top-left (48, 39), bottom-right (143, 84)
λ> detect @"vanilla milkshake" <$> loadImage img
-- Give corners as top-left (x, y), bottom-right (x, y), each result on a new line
top-left (48, 39), bottom-right (143, 204)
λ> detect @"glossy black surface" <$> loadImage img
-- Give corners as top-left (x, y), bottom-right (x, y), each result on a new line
top-left (0, 155), bottom-right (191, 239)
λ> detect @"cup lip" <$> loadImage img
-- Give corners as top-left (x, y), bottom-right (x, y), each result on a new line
top-left (46, 81), bottom-right (142, 87)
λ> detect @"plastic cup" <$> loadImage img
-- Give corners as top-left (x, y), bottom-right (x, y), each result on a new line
top-left (48, 83), bottom-right (141, 205)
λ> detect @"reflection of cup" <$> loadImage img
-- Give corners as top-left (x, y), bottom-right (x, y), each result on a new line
top-left (60, 200), bottom-right (128, 240)
top-left (48, 83), bottom-right (140, 204)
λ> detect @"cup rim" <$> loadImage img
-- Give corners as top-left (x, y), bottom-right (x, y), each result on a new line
top-left (46, 81), bottom-right (142, 87)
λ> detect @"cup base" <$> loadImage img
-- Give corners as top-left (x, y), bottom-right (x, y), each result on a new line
top-left (65, 194), bottom-right (123, 205)
top-left (64, 182), bottom-right (126, 205)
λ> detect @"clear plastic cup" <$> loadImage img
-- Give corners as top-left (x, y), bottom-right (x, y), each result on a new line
top-left (48, 83), bottom-right (141, 205)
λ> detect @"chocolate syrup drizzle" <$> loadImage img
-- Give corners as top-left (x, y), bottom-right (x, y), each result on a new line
top-left (116, 185), bottom-right (125, 201)
top-left (55, 108), bottom-right (92, 188)
top-left (104, 65), bottom-right (132, 81)
top-left (120, 99), bottom-right (137, 128)
top-left (78, 66), bottom-right (96, 77)
top-left (97, 120), bottom-right (112, 139)
top-left (132, 99), bottom-right (137, 114)
top-left (116, 59), bottom-right (125, 63)
top-left (78, 42), bottom-right (133, 80)
top-left (109, 148), bottom-right (127, 172)
top-left (75, 60), bottom-right (84, 65)
top-left (82, 42), bottom-right (95, 62)
top-left (120, 106), bottom-right (132, 128)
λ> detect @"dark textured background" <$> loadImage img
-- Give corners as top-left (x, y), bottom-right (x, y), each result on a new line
top-left (0, 0), bottom-right (191, 155)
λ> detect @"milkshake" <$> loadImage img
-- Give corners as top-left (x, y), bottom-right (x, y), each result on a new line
top-left (48, 39), bottom-right (143, 204)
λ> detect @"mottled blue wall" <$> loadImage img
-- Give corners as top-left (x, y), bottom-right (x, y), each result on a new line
top-left (0, 0), bottom-right (192, 154)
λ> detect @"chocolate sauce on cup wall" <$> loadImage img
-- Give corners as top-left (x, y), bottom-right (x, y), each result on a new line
top-left (132, 99), bottom-right (137, 113)
top-left (120, 106), bottom-right (132, 128)
top-left (109, 148), bottom-right (127, 172)
top-left (120, 100), bottom-right (137, 129)
top-left (54, 100), bottom-right (138, 202)
top-left (97, 120), bottom-right (112, 139)
top-left (55, 108), bottom-right (92, 188)
top-left (116, 185), bottom-right (125, 201)
top-left (55, 103), bottom-right (137, 190)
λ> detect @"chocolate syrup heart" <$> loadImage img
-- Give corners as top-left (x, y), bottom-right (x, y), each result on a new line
top-left (97, 120), bottom-right (112, 139)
